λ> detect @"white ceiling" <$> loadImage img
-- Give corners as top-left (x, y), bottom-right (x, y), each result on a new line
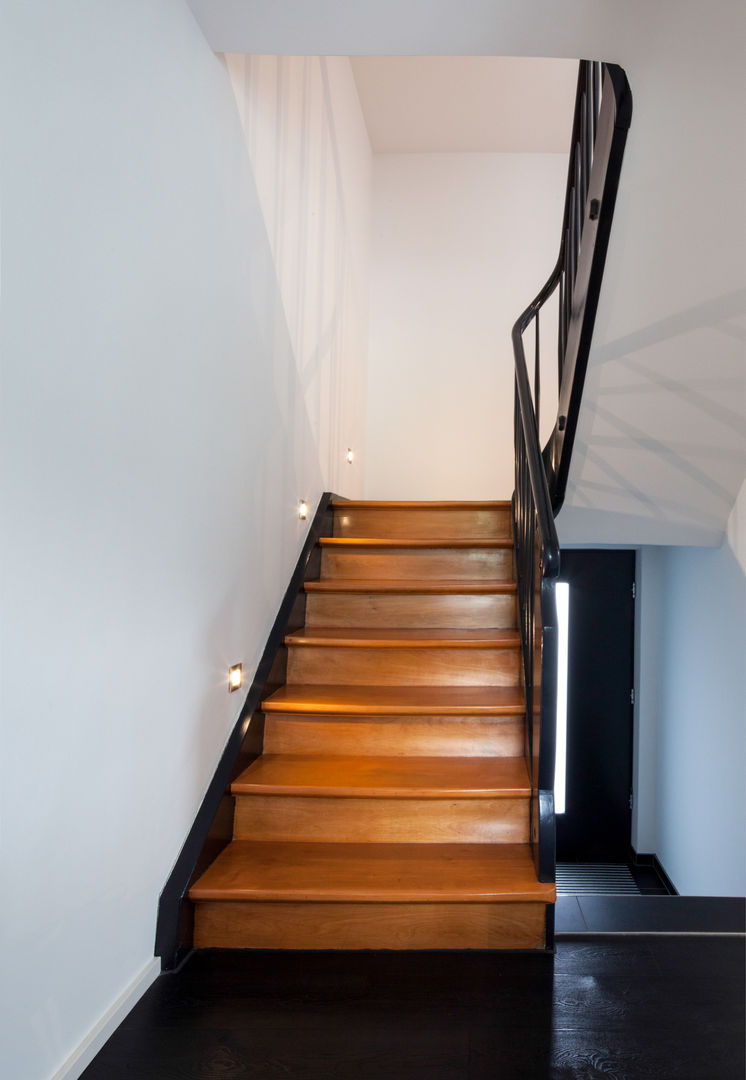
top-left (350, 56), bottom-right (578, 153)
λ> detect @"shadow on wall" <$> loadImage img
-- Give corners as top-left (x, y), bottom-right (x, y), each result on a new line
top-left (564, 289), bottom-right (746, 541)
top-left (179, 111), bottom-right (330, 838)
top-left (223, 52), bottom-right (370, 497)
top-left (176, 48), bottom-right (373, 894)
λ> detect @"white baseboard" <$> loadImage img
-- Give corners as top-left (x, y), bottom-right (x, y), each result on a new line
top-left (50, 958), bottom-right (161, 1080)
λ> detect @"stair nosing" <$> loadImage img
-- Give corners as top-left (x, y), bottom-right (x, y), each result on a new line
top-left (320, 537), bottom-right (513, 549)
top-left (331, 500), bottom-right (512, 510)
top-left (304, 579), bottom-right (517, 594)
top-left (261, 684), bottom-right (526, 717)
top-left (284, 629), bottom-right (521, 649)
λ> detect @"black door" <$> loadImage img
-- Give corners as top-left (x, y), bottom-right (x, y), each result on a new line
top-left (556, 549), bottom-right (635, 861)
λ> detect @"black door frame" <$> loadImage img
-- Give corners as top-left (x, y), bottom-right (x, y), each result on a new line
top-left (555, 548), bottom-right (636, 862)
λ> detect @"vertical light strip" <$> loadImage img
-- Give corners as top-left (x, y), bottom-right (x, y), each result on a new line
top-left (555, 582), bottom-right (570, 815)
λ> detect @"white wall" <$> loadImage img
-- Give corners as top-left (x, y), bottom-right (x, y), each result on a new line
top-left (365, 152), bottom-right (565, 500)
top-left (0, 7), bottom-right (369, 1080)
top-left (225, 54), bottom-right (371, 488)
top-left (350, 56), bottom-right (577, 154)
top-left (634, 482), bottom-right (746, 894)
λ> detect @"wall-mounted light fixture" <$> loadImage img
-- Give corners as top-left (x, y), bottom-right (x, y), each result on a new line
top-left (228, 664), bottom-right (243, 692)
top-left (346, 448), bottom-right (354, 465)
top-left (298, 500), bottom-right (309, 520)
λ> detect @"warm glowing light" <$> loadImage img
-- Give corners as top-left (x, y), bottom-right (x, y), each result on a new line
top-left (229, 664), bottom-right (243, 692)
top-left (298, 500), bottom-right (309, 520)
top-left (554, 582), bottom-right (570, 815)
top-left (346, 448), bottom-right (354, 464)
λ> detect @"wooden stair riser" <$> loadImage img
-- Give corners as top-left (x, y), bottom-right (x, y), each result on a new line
top-left (262, 714), bottom-right (524, 757)
top-left (332, 506), bottom-right (511, 540)
top-left (305, 591), bottom-right (517, 629)
top-left (194, 900), bottom-right (547, 950)
top-left (321, 547), bottom-right (513, 582)
top-left (233, 795), bottom-right (529, 843)
top-left (286, 644), bottom-right (521, 686)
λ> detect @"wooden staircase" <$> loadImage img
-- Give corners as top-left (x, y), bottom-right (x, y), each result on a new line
top-left (189, 500), bottom-right (555, 950)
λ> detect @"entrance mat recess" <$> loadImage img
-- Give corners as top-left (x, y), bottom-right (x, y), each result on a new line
top-left (557, 863), bottom-right (640, 896)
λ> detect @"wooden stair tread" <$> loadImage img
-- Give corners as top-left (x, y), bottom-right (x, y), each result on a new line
top-left (285, 628), bottom-right (521, 648)
top-left (320, 537), bottom-right (512, 549)
top-left (331, 500), bottom-right (511, 510)
top-left (189, 841), bottom-right (554, 903)
top-left (232, 754), bottom-right (529, 797)
top-left (262, 684), bottom-right (526, 716)
top-left (305, 579), bottom-right (517, 595)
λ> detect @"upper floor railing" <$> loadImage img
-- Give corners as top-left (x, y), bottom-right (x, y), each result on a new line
top-left (544, 61), bottom-right (633, 512)
top-left (511, 60), bottom-right (632, 884)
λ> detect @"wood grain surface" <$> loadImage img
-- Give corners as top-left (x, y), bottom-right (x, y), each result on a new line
top-left (194, 900), bottom-right (548, 950)
top-left (286, 642), bottom-right (520, 686)
top-left (189, 840), bottom-right (554, 902)
top-left (231, 754), bottom-right (530, 798)
top-left (320, 545), bottom-right (513, 582)
top-left (186, 497), bottom-right (548, 952)
top-left (233, 794), bottom-right (528, 844)
top-left (305, 589), bottom-right (518, 629)
top-left (262, 684), bottom-right (527, 716)
top-left (262, 713), bottom-right (524, 757)
top-left (332, 504), bottom-right (511, 540)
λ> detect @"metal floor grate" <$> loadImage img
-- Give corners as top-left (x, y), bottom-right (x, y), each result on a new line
top-left (556, 863), bottom-right (642, 896)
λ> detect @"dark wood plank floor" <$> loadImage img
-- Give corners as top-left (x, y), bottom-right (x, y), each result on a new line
top-left (81, 937), bottom-right (745, 1080)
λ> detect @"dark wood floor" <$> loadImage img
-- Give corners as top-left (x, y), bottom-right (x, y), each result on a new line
top-left (82, 937), bottom-right (745, 1080)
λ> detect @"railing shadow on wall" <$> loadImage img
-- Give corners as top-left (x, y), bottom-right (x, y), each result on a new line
top-left (511, 60), bottom-right (632, 886)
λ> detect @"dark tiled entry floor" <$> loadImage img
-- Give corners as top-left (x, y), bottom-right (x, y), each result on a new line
top-left (81, 938), bottom-right (745, 1080)
top-left (556, 895), bottom-right (746, 935)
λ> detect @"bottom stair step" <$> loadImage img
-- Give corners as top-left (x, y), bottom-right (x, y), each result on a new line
top-left (189, 840), bottom-right (553, 902)
top-left (193, 900), bottom-right (549, 950)
top-left (190, 841), bottom-right (555, 950)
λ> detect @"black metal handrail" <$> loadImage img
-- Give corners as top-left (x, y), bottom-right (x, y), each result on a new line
top-left (512, 316), bottom-right (560, 885)
top-left (511, 60), bottom-right (632, 886)
top-left (545, 61), bottom-right (632, 511)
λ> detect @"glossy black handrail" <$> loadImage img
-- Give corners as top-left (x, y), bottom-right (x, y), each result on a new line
top-left (512, 313), bottom-right (560, 887)
top-left (511, 60), bottom-right (632, 889)
top-left (545, 61), bottom-right (632, 511)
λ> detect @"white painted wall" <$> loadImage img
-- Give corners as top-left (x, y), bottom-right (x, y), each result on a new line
top-left (365, 152), bottom-right (565, 500)
top-left (188, 0), bottom-right (746, 548)
top-left (634, 482), bottom-right (746, 894)
top-left (350, 56), bottom-right (577, 153)
top-left (0, 6), bottom-right (369, 1080)
top-left (225, 54), bottom-right (371, 486)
